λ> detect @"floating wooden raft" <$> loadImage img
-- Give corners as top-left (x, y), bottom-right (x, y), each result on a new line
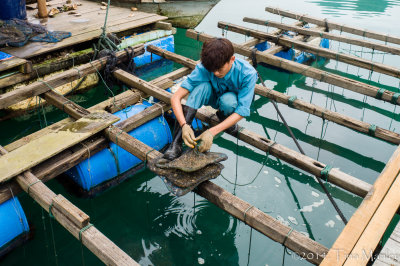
top-left (2, 8), bottom-right (400, 265)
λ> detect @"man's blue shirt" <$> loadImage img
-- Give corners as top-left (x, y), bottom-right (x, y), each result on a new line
top-left (180, 58), bottom-right (257, 117)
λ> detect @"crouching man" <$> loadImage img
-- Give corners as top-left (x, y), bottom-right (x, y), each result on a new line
top-left (163, 38), bottom-right (258, 160)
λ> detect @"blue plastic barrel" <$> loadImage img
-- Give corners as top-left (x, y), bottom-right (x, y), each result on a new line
top-left (0, 0), bottom-right (27, 20)
top-left (67, 103), bottom-right (173, 191)
top-left (134, 35), bottom-right (174, 67)
top-left (0, 198), bottom-right (29, 249)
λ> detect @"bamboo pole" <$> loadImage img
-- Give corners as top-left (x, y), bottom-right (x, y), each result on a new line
top-left (186, 30), bottom-right (400, 106)
top-left (219, 21), bottom-right (400, 78)
top-left (243, 17), bottom-right (400, 56)
top-left (0, 146), bottom-right (138, 266)
top-left (0, 44), bottom-right (145, 110)
top-left (265, 7), bottom-right (400, 46)
top-left (147, 45), bottom-right (400, 144)
top-left (113, 69), bottom-right (371, 197)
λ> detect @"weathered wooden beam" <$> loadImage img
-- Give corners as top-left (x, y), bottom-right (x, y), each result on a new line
top-left (344, 171), bottom-right (400, 265)
top-left (0, 111), bottom-right (119, 184)
top-left (265, 7), bottom-right (400, 46)
top-left (219, 21), bottom-right (400, 78)
top-left (0, 146), bottom-right (138, 266)
top-left (113, 69), bottom-right (371, 197)
top-left (186, 30), bottom-right (400, 106)
top-left (147, 45), bottom-right (400, 145)
top-left (321, 146), bottom-right (400, 265)
top-left (0, 44), bottom-right (144, 110)
top-left (244, 17), bottom-right (400, 56)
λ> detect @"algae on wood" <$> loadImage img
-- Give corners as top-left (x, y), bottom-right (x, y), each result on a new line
top-left (0, 111), bottom-right (119, 183)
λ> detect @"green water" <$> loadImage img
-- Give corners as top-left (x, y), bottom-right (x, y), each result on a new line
top-left (2, 0), bottom-right (400, 265)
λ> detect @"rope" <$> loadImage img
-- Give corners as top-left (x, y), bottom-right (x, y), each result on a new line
top-left (391, 92), bottom-right (400, 104)
top-left (27, 180), bottom-right (42, 195)
top-left (368, 124), bottom-right (377, 136)
top-left (79, 223), bottom-right (94, 242)
top-left (375, 88), bottom-right (385, 100)
top-left (253, 59), bottom-right (348, 225)
top-left (243, 205), bottom-right (254, 222)
top-left (288, 95), bottom-right (297, 108)
top-left (320, 165), bottom-right (332, 181)
top-left (48, 201), bottom-right (55, 219)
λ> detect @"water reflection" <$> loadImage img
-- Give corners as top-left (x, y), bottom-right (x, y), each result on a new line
top-left (308, 0), bottom-right (400, 16)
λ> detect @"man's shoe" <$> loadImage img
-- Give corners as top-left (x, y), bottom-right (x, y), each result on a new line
top-left (163, 105), bottom-right (197, 160)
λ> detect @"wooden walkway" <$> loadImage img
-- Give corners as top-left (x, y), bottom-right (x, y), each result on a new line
top-left (374, 222), bottom-right (400, 265)
top-left (1, 0), bottom-right (166, 59)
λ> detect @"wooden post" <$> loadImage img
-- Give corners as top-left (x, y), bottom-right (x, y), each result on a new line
top-left (243, 17), bottom-right (400, 56)
top-left (0, 44), bottom-right (145, 110)
top-left (113, 69), bottom-right (371, 197)
top-left (186, 30), bottom-right (400, 106)
top-left (0, 146), bottom-right (138, 266)
top-left (37, 0), bottom-right (48, 18)
top-left (219, 21), bottom-right (400, 78)
top-left (265, 7), bottom-right (400, 46)
top-left (147, 45), bottom-right (400, 144)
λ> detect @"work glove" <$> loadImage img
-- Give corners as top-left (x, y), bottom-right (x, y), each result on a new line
top-left (194, 130), bottom-right (214, 153)
top-left (182, 124), bottom-right (197, 148)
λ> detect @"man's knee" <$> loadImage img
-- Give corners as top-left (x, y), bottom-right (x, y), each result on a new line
top-left (218, 92), bottom-right (238, 115)
top-left (186, 82), bottom-right (213, 109)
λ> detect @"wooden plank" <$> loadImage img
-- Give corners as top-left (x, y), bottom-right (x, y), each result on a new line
top-left (321, 146), bottom-right (400, 265)
top-left (3, 13), bottom-right (164, 59)
top-left (114, 69), bottom-right (372, 197)
top-left (0, 57), bottom-right (32, 74)
top-left (344, 173), bottom-right (400, 265)
top-left (0, 44), bottom-right (144, 109)
top-left (0, 111), bottom-right (119, 183)
top-left (220, 21), bottom-right (400, 78)
top-left (186, 30), bottom-right (400, 106)
top-left (265, 7), bottom-right (400, 46)
top-left (52, 194), bottom-right (90, 228)
top-left (244, 17), bottom-right (400, 56)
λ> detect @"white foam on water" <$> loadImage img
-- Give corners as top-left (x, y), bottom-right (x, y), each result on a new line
top-left (288, 216), bottom-right (298, 225)
top-left (274, 177), bottom-right (282, 184)
top-left (197, 230), bottom-right (202, 235)
top-left (275, 184), bottom-right (279, 187)
top-left (335, 215), bottom-right (341, 221)
top-left (263, 170), bottom-right (269, 175)
top-left (311, 191), bottom-right (319, 197)
top-left (276, 215), bottom-right (290, 226)
top-left (300, 231), bottom-right (310, 238)
top-left (325, 220), bottom-right (335, 228)
top-left (300, 199), bottom-right (325, 212)
top-left (198, 258), bottom-right (205, 264)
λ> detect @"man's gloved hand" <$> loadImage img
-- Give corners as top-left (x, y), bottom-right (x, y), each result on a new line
top-left (182, 124), bottom-right (197, 148)
top-left (194, 130), bottom-right (214, 153)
